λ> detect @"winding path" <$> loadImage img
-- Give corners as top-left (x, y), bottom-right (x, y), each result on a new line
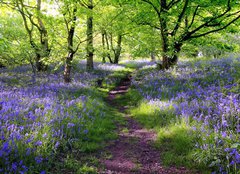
top-left (99, 75), bottom-right (194, 174)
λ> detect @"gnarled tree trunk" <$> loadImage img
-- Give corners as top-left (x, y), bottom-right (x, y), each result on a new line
top-left (169, 43), bottom-right (182, 65)
top-left (17, 0), bottom-right (49, 72)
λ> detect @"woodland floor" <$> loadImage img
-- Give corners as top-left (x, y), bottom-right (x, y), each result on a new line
top-left (98, 75), bottom-right (196, 174)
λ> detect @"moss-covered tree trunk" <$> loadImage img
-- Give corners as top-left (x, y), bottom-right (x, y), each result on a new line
top-left (86, 0), bottom-right (94, 71)
top-left (159, 0), bottom-right (169, 69)
top-left (159, 0), bottom-right (182, 69)
top-left (63, 7), bottom-right (77, 83)
top-left (35, 0), bottom-right (49, 71)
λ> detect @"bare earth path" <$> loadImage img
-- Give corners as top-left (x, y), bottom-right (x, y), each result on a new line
top-left (99, 75), bottom-right (194, 174)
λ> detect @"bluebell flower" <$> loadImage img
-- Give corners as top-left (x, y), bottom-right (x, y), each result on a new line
top-left (35, 141), bottom-right (43, 146)
top-left (67, 123), bottom-right (75, 128)
top-left (55, 141), bottom-right (60, 149)
top-left (35, 156), bottom-right (43, 164)
top-left (11, 162), bottom-right (17, 171)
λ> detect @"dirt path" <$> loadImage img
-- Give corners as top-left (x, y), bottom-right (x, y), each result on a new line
top-left (99, 75), bottom-right (193, 174)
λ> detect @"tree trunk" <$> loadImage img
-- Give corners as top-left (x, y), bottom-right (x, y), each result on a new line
top-left (105, 32), bottom-right (113, 63)
top-left (113, 34), bottom-right (122, 64)
top-left (168, 43), bottom-right (182, 66)
top-left (101, 32), bottom-right (106, 63)
top-left (161, 43), bottom-right (182, 69)
top-left (159, 2), bottom-right (170, 69)
top-left (0, 63), bottom-right (5, 68)
top-left (64, 53), bottom-right (74, 83)
top-left (86, 0), bottom-right (94, 71)
top-left (162, 55), bottom-right (169, 69)
top-left (63, 7), bottom-right (77, 83)
top-left (36, 0), bottom-right (49, 71)
top-left (159, 0), bottom-right (181, 70)
top-left (35, 53), bottom-right (47, 71)
top-left (151, 51), bottom-right (156, 62)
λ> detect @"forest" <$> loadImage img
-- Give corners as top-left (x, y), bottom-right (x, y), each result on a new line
top-left (0, 0), bottom-right (240, 173)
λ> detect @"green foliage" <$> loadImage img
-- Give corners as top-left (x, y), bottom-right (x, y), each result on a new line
top-left (1, 0), bottom-right (239, 67)
top-left (182, 32), bottom-right (240, 58)
top-left (0, 9), bottom-right (31, 66)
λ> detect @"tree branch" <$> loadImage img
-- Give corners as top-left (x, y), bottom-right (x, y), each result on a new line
top-left (167, 0), bottom-right (181, 10)
top-left (171, 0), bottom-right (189, 36)
top-left (136, 21), bottom-right (161, 30)
top-left (142, 0), bottom-right (160, 17)
top-left (187, 0), bottom-right (231, 35)
top-left (188, 14), bottom-right (240, 39)
top-left (79, 0), bottom-right (88, 8)
top-left (188, 5), bottom-right (199, 29)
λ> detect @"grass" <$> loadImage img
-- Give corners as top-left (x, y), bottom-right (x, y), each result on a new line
top-left (155, 124), bottom-right (203, 169)
top-left (52, 153), bottom-right (99, 174)
top-left (100, 67), bottom-right (133, 91)
top-left (114, 88), bottom-right (143, 107)
top-left (115, 84), bottom-right (209, 172)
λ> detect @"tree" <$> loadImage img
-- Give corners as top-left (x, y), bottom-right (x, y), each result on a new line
top-left (86, 0), bottom-right (94, 70)
top-left (79, 0), bottom-right (95, 71)
top-left (134, 0), bottom-right (240, 69)
top-left (58, 0), bottom-right (79, 83)
top-left (1, 0), bottom-right (51, 71)
top-left (0, 6), bottom-right (36, 68)
top-left (95, 2), bottom-right (132, 64)
top-left (101, 31), bottom-right (123, 64)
